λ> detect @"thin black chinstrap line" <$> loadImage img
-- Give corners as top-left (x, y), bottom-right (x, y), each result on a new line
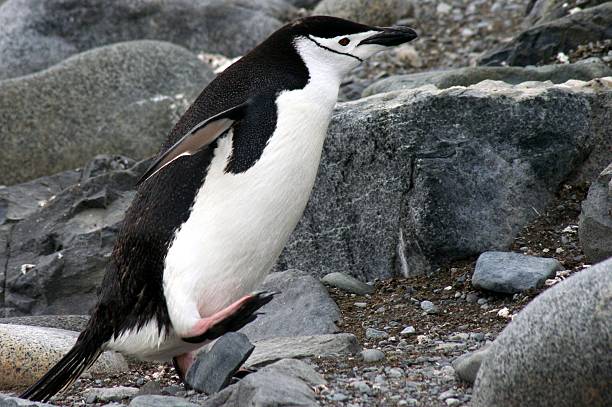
top-left (306, 36), bottom-right (364, 63)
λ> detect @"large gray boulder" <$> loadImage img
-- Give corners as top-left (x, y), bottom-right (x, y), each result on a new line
top-left (276, 79), bottom-right (611, 280)
top-left (0, 0), bottom-right (282, 80)
top-left (579, 163), bottom-right (612, 263)
top-left (473, 258), bottom-right (612, 407)
top-left (313, 0), bottom-right (412, 26)
top-left (479, 3), bottom-right (612, 66)
top-left (363, 61), bottom-right (612, 97)
top-left (0, 40), bottom-right (213, 185)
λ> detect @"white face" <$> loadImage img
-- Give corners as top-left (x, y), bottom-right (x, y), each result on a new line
top-left (293, 31), bottom-right (388, 79)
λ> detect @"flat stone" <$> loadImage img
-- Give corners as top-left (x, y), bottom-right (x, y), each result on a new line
top-left (472, 251), bottom-right (563, 294)
top-left (83, 387), bottom-right (139, 403)
top-left (452, 345), bottom-right (492, 383)
top-left (185, 332), bottom-right (254, 394)
top-left (203, 369), bottom-right (317, 407)
top-left (400, 326), bottom-right (416, 335)
top-left (473, 258), bottom-right (612, 407)
top-left (258, 359), bottom-right (326, 386)
top-left (365, 328), bottom-right (389, 339)
top-left (0, 324), bottom-right (127, 388)
top-left (363, 61), bottom-right (612, 96)
top-left (0, 315), bottom-right (89, 332)
top-left (239, 270), bottom-right (340, 342)
top-left (129, 395), bottom-right (199, 407)
top-left (321, 272), bottom-right (374, 295)
top-left (579, 162), bottom-right (612, 263)
top-left (245, 334), bottom-right (361, 368)
top-left (361, 349), bottom-right (385, 362)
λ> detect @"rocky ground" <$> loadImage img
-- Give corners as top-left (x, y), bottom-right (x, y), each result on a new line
top-left (0, 0), bottom-right (611, 406)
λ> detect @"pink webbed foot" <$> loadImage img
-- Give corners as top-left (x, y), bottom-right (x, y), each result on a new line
top-left (172, 351), bottom-right (196, 383)
top-left (181, 291), bottom-right (277, 344)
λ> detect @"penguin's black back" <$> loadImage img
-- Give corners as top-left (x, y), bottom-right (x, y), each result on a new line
top-left (87, 16), bottom-right (374, 340)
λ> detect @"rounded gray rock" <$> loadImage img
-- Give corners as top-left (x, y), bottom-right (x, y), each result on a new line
top-left (361, 349), bottom-right (385, 362)
top-left (473, 258), bottom-right (612, 407)
top-left (0, 40), bottom-right (213, 184)
top-left (321, 272), bottom-right (374, 295)
top-left (0, 0), bottom-right (282, 79)
top-left (0, 324), bottom-right (127, 388)
top-left (314, 0), bottom-right (413, 26)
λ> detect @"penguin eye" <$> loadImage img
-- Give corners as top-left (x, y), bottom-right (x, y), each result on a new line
top-left (338, 37), bottom-right (350, 46)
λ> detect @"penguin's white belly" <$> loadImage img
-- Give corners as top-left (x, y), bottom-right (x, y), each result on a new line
top-left (162, 85), bottom-right (338, 338)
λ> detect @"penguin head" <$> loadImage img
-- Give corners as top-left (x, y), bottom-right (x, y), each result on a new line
top-left (287, 16), bottom-right (418, 77)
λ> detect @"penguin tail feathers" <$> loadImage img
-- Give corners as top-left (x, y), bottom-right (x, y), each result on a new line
top-left (20, 339), bottom-right (103, 402)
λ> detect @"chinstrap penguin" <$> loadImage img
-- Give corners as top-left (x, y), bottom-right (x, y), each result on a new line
top-left (21, 16), bottom-right (417, 401)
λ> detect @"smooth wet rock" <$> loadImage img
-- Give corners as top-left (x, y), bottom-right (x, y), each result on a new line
top-left (314, 0), bottom-right (412, 26)
top-left (363, 61), bottom-right (612, 96)
top-left (479, 3), bottom-right (612, 66)
top-left (277, 79), bottom-right (610, 279)
top-left (472, 251), bottom-right (563, 294)
top-left (239, 270), bottom-right (340, 342)
top-left (246, 334), bottom-right (361, 367)
top-left (473, 258), bottom-right (612, 407)
top-left (0, 0), bottom-right (282, 79)
top-left (186, 333), bottom-right (254, 394)
top-left (579, 163), bottom-right (612, 263)
top-left (452, 345), bottom-right (492, 384)
top-left (0, 41), bottom-right (212, 185)
top-left (0, 324), bottom-right (127, 388)
top-left (0, 315), bottom-right (89, 332)
top-left (129, 395), bottom-right (199, 407)
top-left (83, 387), bottom-right (139, 403)
top-left (321, 272), bottom-right (374, 295)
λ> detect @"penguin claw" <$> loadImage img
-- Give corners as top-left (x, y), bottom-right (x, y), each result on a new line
top-left (181, 291), bottom-right (278, 344)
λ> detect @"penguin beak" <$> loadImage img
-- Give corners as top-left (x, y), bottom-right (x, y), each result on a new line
top-left (359, 26), bottom-right (418, 47)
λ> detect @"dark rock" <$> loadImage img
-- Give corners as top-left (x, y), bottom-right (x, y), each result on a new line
top-left (0, 41), bottom-right (212, 185)
top-left (0, 315), bottom-right (89, 332)
top-left (0, 0), bottom-right (282, 80)
top-left (452, 345), bottom-right (491, 384)
top-left (473, 258), bottom-right (612, 407)
top-left (363, 61), bottom-right (612, 96)
top-left (320, 272), bottom-right (374, 295)
top-left (239, 270), bottom-right (340, 342)
top-left (0, 158), bottom-right (147, 315)
top-left (246, 333), bottom-right (361, 367)
top-left (277, 80), bottom-right (606, 280)
top-left (472, 251), bottom-right (562, 294)
top-left (203, 368), bottom-right (318, 407)
top-left (185, 332), bottom-right (254, 394)
top-left (129, 395), bottom-right (199, 407)
top-left (479, 3), bottom-right (612, 66)
top-left (523, 0), bottom-right (609, 27)
top-left (135, 381), bottom-right (162, 397)
top-left (579, 163), bottom-right (612, 263)
top-left (286, 0), bottom-right (321, 8)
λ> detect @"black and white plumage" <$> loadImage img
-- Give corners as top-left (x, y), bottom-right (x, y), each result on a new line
top-left (21, 16), bottom-right (417, 401)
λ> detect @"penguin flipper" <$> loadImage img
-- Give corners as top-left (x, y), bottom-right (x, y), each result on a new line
top-left (136, 100), bottom-right (251, 185)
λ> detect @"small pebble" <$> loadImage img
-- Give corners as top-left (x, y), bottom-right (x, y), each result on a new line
top-left (366, 327), bottom-right (389, 339)
top-left (331, 393), bottom-right (348, 401)
top-left (420, 300), bottom-right (438, 314)
top-left (354, 302), bottom-right (367, 308)
top-left (446, 398), bottom-right (462, 406)
top-left (466, 293), bottom-right (479, 303)
top-left (361, 349), bottom-right (385, 362)
top-left (400, 326), bottom-right (416, 335)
